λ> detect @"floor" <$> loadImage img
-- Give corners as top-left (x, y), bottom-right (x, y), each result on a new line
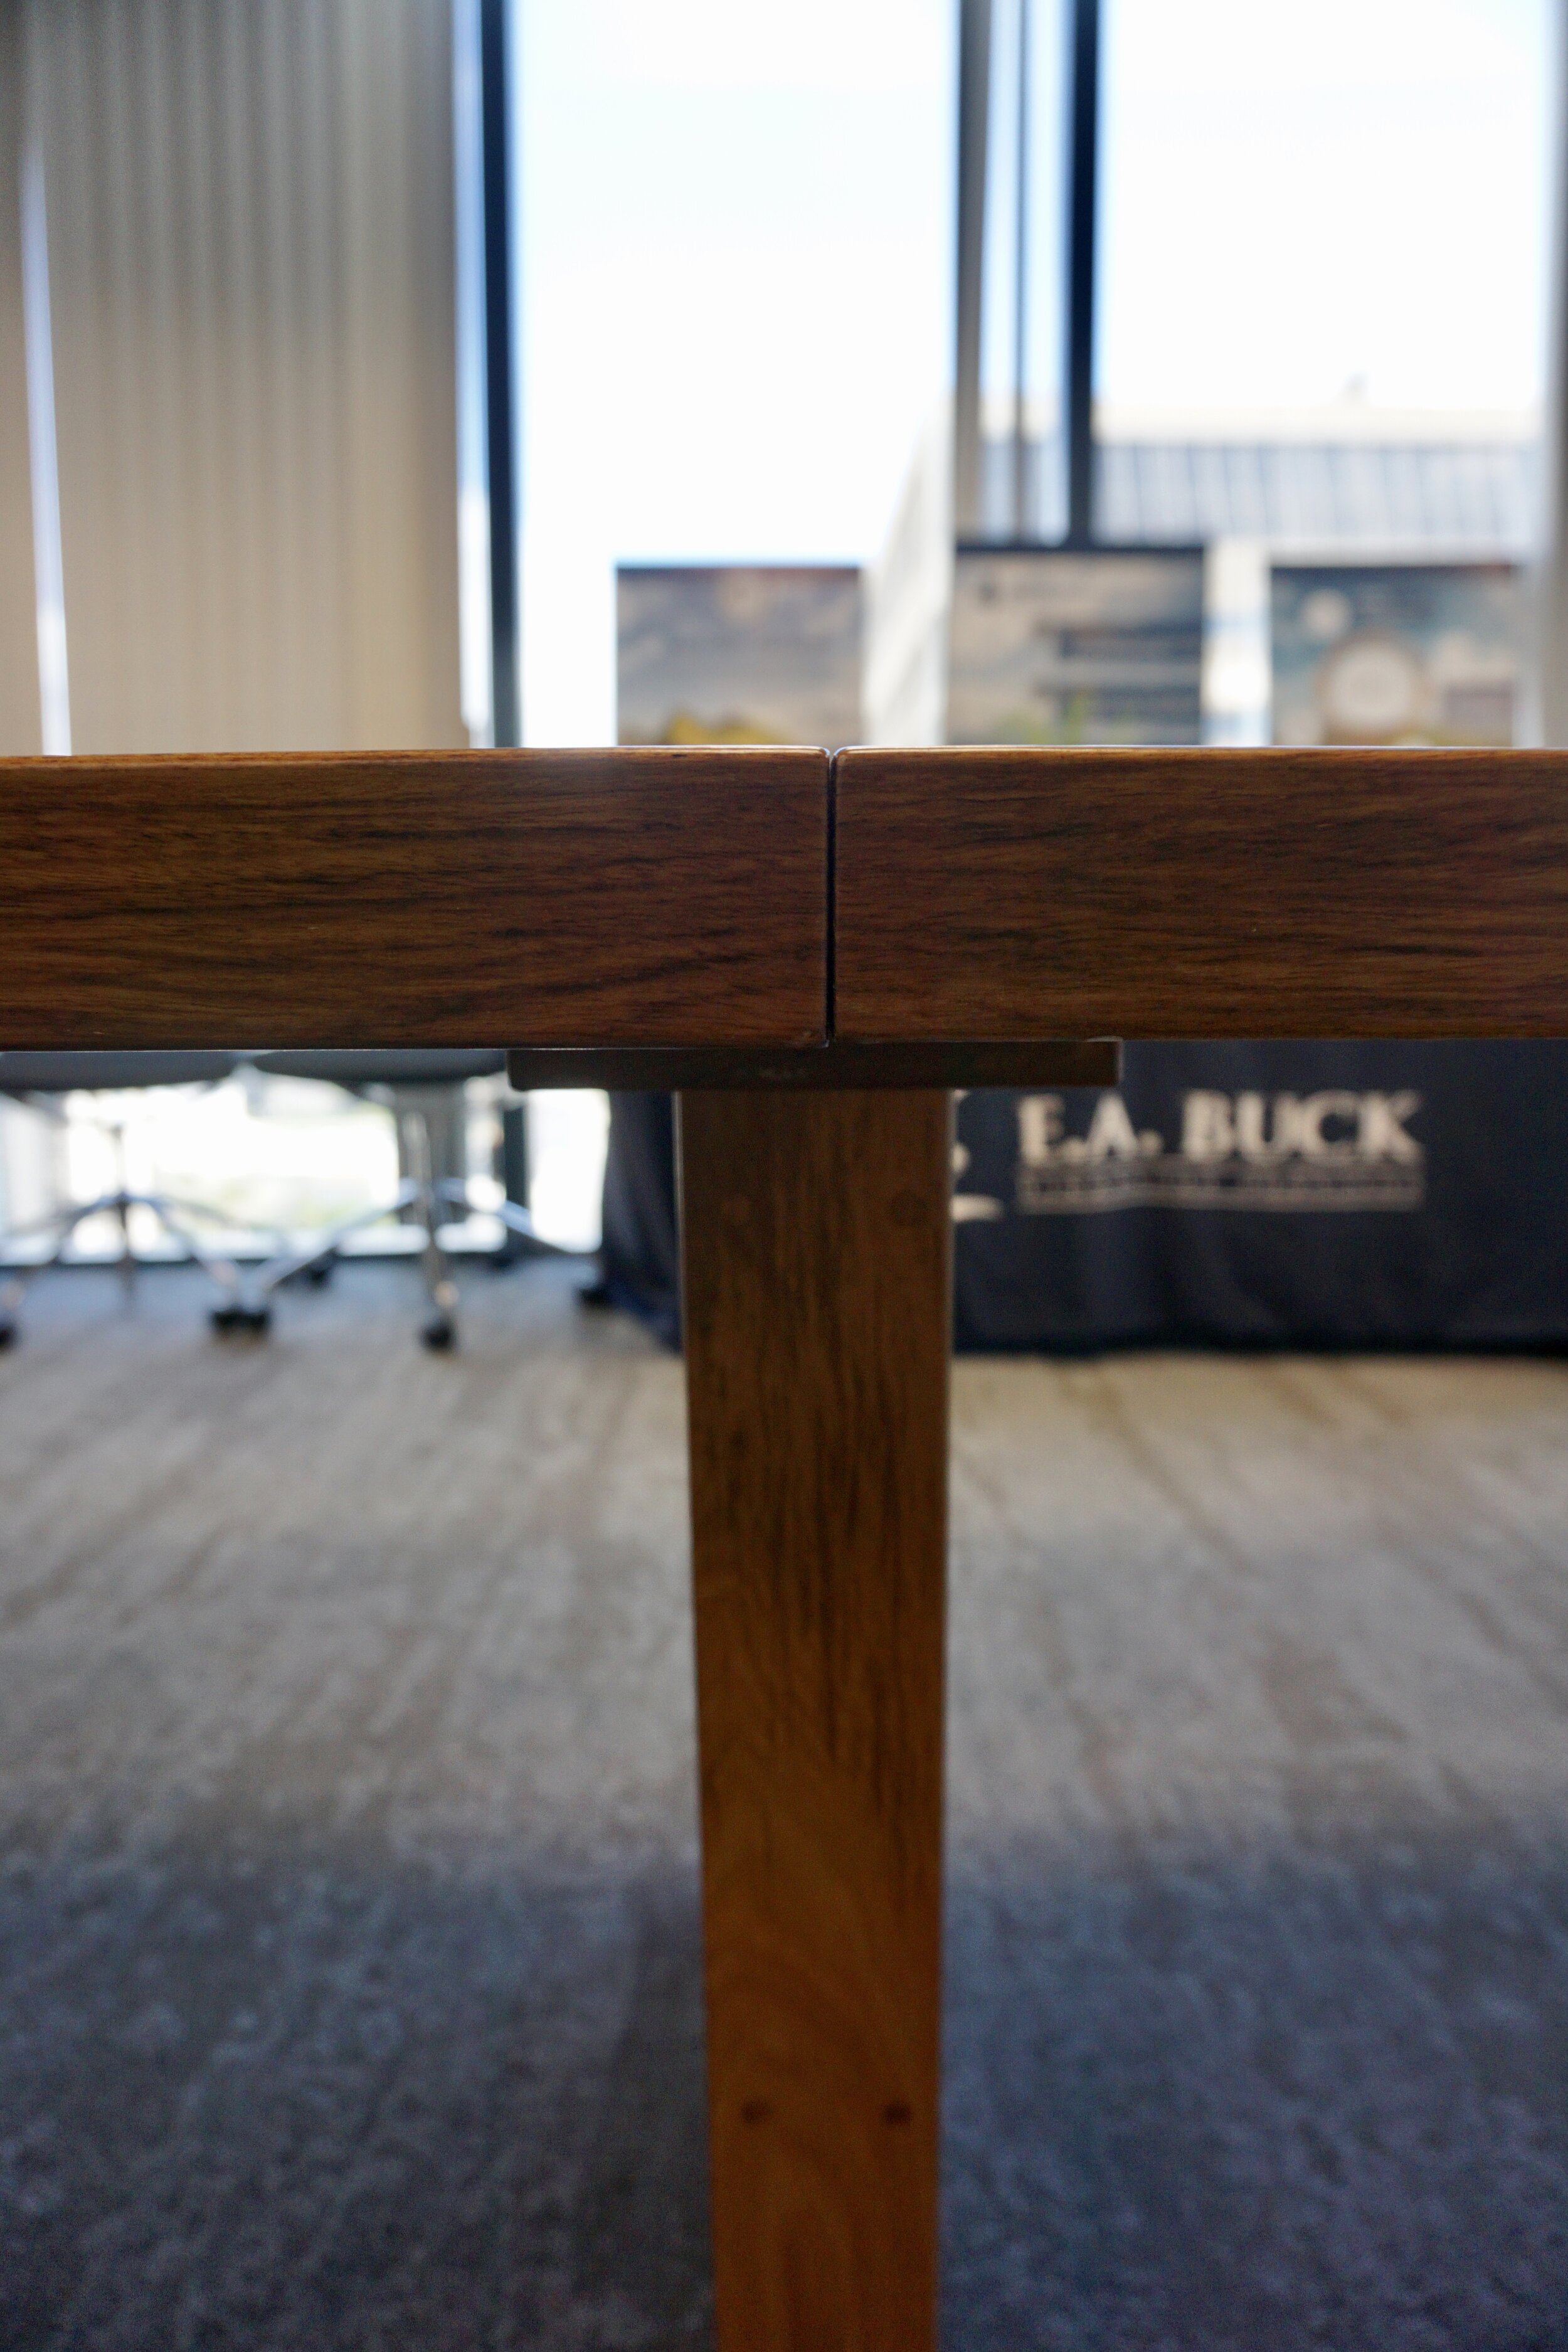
top-left (0, 1261), bottom-right (1565, 2349)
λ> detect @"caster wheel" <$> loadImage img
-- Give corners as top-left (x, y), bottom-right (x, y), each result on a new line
top-left (211, 1303), bottom-right (272, 1337)
top-left (0, 1320), bottom-right (16, 1350)
top-left (304, 1258), bottom-right (334, 1288)
top-left (420, 1316), bottom-right (457, 1352)
top-left (576, 1276), bottom-right (615, 1312)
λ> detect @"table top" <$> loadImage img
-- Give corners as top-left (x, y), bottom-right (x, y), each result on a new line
top-left (0, 746), bottom-right (827, 1051)
top-left (2, 745), bottom-right (1565, 1063)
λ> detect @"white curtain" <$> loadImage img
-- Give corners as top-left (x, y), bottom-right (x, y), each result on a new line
top-left (0, 4), bottom-right (42, 755)
top-left (10, 0), bottom-right (463, 756)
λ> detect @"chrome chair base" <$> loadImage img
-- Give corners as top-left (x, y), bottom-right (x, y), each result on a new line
top-left (0, 1056), bottom-right (253, 1347)
top-left (243, 1128), bottom-right (565, 1352)
top-left (0, 1185), bottom-right (255, 1347)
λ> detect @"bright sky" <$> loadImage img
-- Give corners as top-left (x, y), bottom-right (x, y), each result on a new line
top-left (1099, 0), bottom-right (1552, 413)
top-left (518, 0), bottom-right (1552, 744)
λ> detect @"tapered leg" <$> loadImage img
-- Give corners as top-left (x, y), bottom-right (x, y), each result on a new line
top-left (679, 1089), bottom-right (951, 2352)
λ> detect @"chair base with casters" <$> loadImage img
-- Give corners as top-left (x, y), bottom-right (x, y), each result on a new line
top-left (0, 1052), bottom-right (259, 1347)
top-left (247, 1052), bottom-right (567, 1349)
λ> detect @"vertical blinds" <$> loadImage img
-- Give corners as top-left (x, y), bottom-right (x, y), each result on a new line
top-left (0, 8), bottom-right (41, 755)
top-left (8, 0), bottom-right (463, 756)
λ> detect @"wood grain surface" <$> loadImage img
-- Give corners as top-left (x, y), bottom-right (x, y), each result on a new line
top-left (680, 1089), bottom-right (951, 2352)
top-left (0, 747), bottom-right (827, 1047)
top-left (834, 747), bottom-right (1568, 1040)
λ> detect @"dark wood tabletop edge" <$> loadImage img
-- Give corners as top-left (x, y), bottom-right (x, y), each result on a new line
top-left (830, 744), bottom-right (1568, 771)
top-left (0, 744), bottom-right (832, 1048)
top-left (0, 743), bottom-right (832, 776)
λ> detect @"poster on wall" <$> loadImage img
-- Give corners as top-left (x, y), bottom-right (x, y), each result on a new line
top-left (946, 545), bottom-right (1205, 746)
top-left (616, 564), bottom-right (862, 748)
top-left (1270, 563), bottom-right (1522, 746)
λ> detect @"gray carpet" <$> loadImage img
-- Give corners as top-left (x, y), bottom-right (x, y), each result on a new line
top-left (0, 1262), bottom-right (1564, 2348)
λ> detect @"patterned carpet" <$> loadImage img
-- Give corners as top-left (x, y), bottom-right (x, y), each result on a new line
top-left (0, 1260), bottom-right (1564, 2348)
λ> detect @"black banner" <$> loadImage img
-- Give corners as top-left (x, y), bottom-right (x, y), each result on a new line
top-left (600, 1046), bottom-right (1568, 1352)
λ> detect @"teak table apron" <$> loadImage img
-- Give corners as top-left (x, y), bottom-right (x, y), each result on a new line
top-left (6, 742), bottom-right (1568, 2352)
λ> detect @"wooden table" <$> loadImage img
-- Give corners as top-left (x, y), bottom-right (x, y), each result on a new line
top-left (5, 742), bottom-right (1567, 2348)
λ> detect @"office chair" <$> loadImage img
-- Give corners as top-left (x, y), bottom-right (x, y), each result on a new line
top-left (245, 1051), bottom-right (560, 1348)
top-left (0, 1052), bottom-right (255, 1346)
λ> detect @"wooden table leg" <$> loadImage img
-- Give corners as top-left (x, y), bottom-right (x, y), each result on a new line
top-left (678, 1089), bottom-right (951, 2351)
